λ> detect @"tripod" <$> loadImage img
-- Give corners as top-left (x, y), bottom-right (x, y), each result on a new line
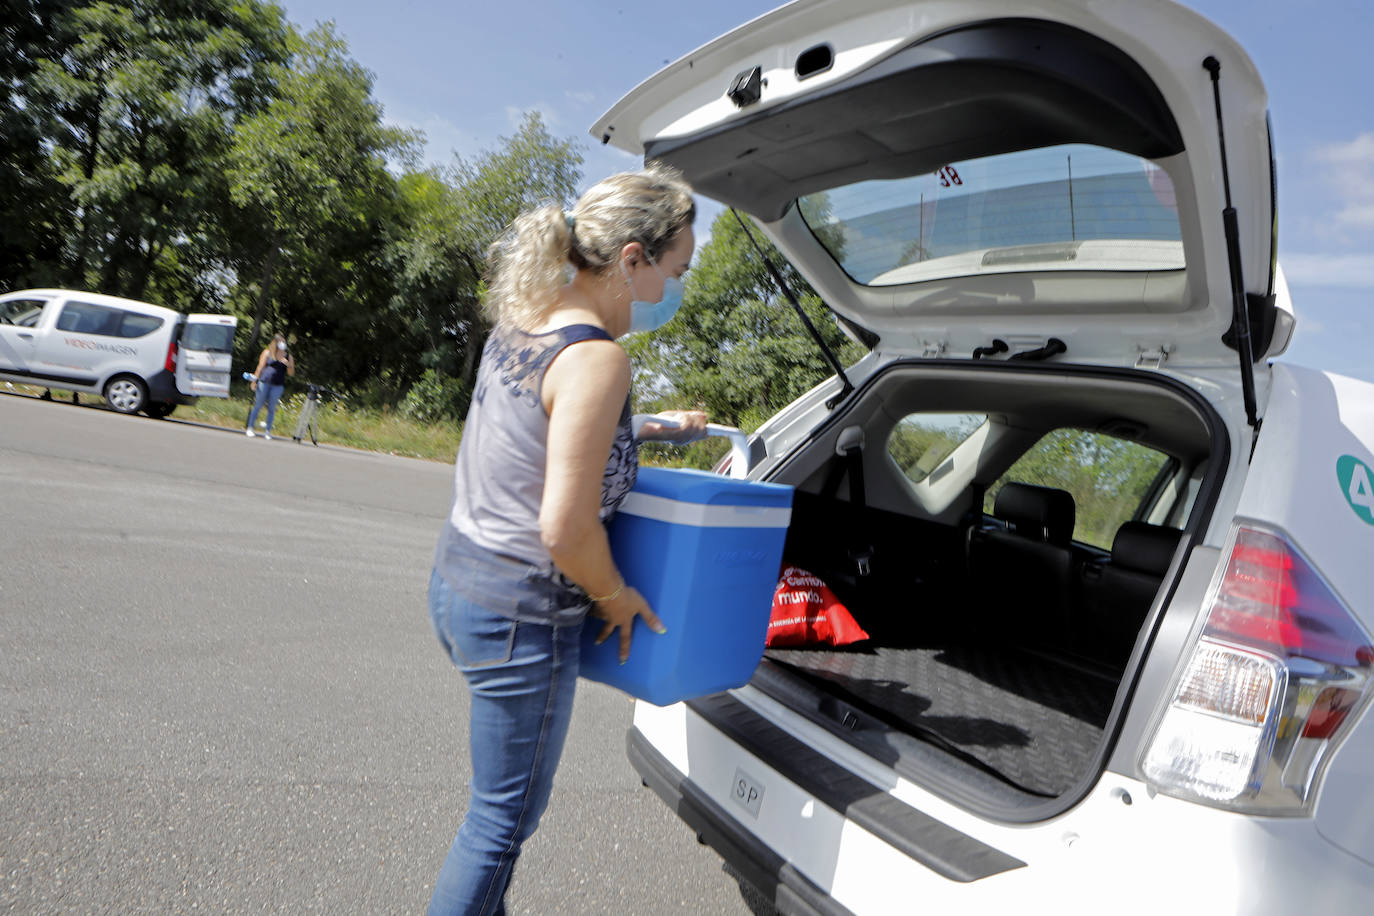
top-left (292, 383), bottom-right (333, 445)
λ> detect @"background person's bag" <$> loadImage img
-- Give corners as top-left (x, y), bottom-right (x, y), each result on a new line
top-left (766, 565), bottom-right (870, 647)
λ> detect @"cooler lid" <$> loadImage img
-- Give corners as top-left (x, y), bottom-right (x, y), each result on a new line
top-left (621, 468), bottom-right (793, 527)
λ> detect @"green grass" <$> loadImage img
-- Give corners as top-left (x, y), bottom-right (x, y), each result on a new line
top-left (184, 389), bottom-right (465, 461)
top-left (6, 381), bottom-right (464, 462)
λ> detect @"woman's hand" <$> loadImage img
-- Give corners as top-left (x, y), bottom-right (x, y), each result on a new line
top-left (637, 409), bottom-right (708, 444)
top-left (591, 585), bottom-right (666, 664)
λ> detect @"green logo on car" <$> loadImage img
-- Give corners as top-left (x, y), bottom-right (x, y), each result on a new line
top-left (1338, 455), bottom-right (1374, 525)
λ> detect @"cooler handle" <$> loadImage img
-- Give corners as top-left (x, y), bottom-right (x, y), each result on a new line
top-left (631, 414), bottom-right (751, 480)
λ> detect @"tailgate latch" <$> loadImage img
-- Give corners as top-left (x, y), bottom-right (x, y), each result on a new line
top-left (1135, 345), bottom-right (1173, 369)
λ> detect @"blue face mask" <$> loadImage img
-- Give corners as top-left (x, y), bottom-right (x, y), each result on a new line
top-left (623, 256), bottom-right (684, 334)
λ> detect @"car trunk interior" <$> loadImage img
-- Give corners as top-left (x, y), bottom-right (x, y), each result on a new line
top-left (753, 361), bottom-right (1223, 810)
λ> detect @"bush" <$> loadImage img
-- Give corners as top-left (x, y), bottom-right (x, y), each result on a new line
top-left (400, 370), bottom-right (468, 424)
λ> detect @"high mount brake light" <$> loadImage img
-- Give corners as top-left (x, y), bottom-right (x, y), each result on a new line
top-left (1142, 524), bottom-right (1372, 814)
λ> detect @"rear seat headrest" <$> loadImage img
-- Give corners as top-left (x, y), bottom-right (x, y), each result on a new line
top-left (993, 482), bottom-right (1075, 546)
top-left (1111, 521), bottom-right (1182, 576)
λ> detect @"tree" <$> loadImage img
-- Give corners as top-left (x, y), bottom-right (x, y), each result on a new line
top-left (26, 0), bottom-right (289, 302)
top-left (3, 4), bottom-right (589, 410)
top-left (625, 207), bottom-right (867, 467)
top-left (222, 21), bottom-right (417, 378)
top-left (444, 113), bottom-right (583, 389)
top-left (0, 1), bottom-right (75, 290)
top-left (383, 112), bottom-right (583, 417)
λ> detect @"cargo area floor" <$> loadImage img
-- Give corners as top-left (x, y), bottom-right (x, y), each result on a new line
top-left (764, 644), bottom-right (1117, 797)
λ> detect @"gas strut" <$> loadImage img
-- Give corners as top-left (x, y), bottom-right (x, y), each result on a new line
top-left (731, 209), bottom-right (855, 409)
top-left (1204, 55), bottom-right (1261, 435)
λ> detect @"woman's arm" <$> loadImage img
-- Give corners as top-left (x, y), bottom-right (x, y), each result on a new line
top-left (540, 339), bottom-right (664, 662)
top-left (285, 353), bottom-right (295, 376)
top-left (635, 409), bottom-right (708, 442)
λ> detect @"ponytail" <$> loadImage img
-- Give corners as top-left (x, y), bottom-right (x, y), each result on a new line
top-left (483, 163), bottom-right (695, 328)
top-left (483, 205), bottom-right (574, 327)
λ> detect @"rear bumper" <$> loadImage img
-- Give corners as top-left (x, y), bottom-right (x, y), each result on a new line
top-left (632, 693), bottom-right (1374, 915)
top-left (628, 726), bottom-right (850, 916)
top-left (147, 369), bottom-right (196, 405)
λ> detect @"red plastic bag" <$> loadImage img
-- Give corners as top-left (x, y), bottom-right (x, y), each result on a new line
top-left (766, 565), bottom-right (870, 648)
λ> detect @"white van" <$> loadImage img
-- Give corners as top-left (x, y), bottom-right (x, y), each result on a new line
top-left (0, 288), bottom-right (237, 418)
top-left (594, 0), bottom-right (1374, 913)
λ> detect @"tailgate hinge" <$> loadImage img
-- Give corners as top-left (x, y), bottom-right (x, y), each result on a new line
top-left (1135, 345), bottom-right (1173, 369)
top-left (920, 340), bottom-right (948, 359)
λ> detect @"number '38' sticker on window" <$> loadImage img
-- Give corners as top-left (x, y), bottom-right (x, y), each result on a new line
top-left (1337, 455), bottom-right (1374, 526)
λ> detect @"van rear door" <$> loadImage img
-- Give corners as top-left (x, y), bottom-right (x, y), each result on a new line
top-left (176, 315), bottom-right (238, 398)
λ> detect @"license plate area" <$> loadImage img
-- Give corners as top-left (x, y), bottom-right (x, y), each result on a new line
top-left (730, 766), bottom-right (766, 819)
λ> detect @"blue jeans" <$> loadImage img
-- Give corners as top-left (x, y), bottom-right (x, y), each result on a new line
top-left (427, 568), bottom-right (583, 916)
top-left (247, 382), bottom-right (285, 432)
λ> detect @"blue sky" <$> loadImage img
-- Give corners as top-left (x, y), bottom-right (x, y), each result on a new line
top-left (277, 0), bottom-right (1372, 382)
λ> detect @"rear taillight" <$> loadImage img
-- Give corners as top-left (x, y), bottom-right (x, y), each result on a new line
top-left (165, 340), bottom-right (179, 372)
top-left (1141, 524), bottom-right (1372, 814)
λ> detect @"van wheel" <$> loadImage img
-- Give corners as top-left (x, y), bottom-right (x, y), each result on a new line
top-left (104, 376), bottom-right (148, 414)
top-left (144, 402), bottom-right (175, 419)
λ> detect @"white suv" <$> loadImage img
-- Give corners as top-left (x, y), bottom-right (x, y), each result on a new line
top-left (592, 0), bottom-right (1374, 912)
top-left (0, 288), bottom-right (237, 417)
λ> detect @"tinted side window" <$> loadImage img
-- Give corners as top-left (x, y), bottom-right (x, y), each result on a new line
top-left (887, 413), bottom-right (987, 484)
top-left (118, 313), bottom-right (164, 338)
top-left (56, 301), bottom-right (122, 336)
top-left (985, 428), bottom-right (1173, 550)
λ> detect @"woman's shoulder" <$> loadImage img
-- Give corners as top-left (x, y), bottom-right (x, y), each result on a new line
top-left (545, 333), bottom-right (627, 385)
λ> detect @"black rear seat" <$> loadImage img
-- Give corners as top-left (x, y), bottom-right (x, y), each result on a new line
top-left (1077, 521), bottom-right (1182, 666)
top-left (968, 483), bottom-right (1077, 645)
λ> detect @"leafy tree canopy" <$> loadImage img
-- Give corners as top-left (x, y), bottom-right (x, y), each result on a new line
top-left (626, 207), bottom-right (868, 467)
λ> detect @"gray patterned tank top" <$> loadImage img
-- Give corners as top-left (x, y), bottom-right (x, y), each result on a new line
top-left (437, 323), bottom-right (637, 619)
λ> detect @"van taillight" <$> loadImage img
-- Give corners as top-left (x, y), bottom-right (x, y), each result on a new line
top-left (1141, 524), bottom-right (1372, 814)
top-left (165, 340), bottom-right (178, 372)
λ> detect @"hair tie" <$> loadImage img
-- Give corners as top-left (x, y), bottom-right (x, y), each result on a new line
top-left (564, 211), bottom-right (576, 231)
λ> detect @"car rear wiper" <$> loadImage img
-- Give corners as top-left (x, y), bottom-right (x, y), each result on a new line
top-left (731, 208), bottom-right (856, 410)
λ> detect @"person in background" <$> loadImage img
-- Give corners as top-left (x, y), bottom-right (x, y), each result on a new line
top-left (425, 164), bottom-right (703, 916)
top-left (245, 333), bottom-right (294, 439)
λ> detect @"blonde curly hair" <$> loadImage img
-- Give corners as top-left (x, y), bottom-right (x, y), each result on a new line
top-left (484, 163), bottom-right (696, 328)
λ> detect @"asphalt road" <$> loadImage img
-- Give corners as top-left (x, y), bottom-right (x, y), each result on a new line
top-left (0, 392), bottom-right (775, 915)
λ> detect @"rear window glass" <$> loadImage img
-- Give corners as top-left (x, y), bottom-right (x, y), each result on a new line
top-left (887, 413), bottom-right (987, 484)
top-left (985, 428), bottom-right (1173, 550)
top-left (799, 144), bottom-right (1183, 286)
top-left (180, 323), bottom-right (235, 353)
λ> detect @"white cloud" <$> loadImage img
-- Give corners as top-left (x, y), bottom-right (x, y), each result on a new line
top-left (1282, 253), bottom-right (1374, 289)
top-left (564, 89), bottom-right (597, 106)
top-left (384, 112), bottom-right (469, 166)
top-left (1315, 133), bottom-right (1374, 164)
top-left (1313, 132), bottom-right (1374, 228)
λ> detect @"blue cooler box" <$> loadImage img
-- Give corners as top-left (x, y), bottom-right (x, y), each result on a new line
top-left (580, 466), bottom-right (793, 706)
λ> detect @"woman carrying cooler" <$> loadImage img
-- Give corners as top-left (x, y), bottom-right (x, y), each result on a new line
top-left (245, 334), bottom-right (294, 439)
top-left (426, 165), bottom-right (703, 916)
